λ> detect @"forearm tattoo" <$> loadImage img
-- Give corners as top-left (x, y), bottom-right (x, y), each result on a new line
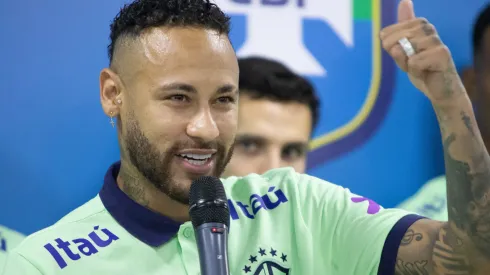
top-left (395, 259), bottom-right (429, 275)
top-left (441, 111), bottom-right (490, 257)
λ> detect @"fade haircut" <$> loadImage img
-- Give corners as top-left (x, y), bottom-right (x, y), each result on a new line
top-left (108, 0), bottom-right (231, 64)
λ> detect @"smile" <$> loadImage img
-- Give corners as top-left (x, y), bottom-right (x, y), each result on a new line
top-left (178, 153), bottom-right (214, 166)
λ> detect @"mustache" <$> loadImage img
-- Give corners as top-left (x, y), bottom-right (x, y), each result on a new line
top-left (169, 140), bottom-right (222, 151)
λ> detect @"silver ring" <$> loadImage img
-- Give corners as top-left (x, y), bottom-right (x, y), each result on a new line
top-left (398, 37), bottom-right (415, 57)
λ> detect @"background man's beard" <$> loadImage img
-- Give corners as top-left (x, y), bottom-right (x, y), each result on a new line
top-left (124, 118), bottom-right (233, 205)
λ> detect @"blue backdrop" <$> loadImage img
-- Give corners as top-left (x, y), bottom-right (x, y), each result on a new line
top-left (0, 0), bottom-right (488, 235)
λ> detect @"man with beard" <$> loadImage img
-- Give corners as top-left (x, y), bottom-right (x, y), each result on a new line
top-left (398, 4), bottom-right (490, 221)
top-left (4, 0), bottom-right (490, 274)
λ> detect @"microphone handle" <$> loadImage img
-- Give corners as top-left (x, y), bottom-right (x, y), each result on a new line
top-left (195, 222), bottom-right (230, 275)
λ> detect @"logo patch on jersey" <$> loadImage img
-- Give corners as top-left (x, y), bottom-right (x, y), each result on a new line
top-left (351, 196), bottom-right (381, 214)
top-left (44, 226), bottom-right (119, 269)
top-left (228, 186), bottom-right (288, 220)
top-left (242, 247), bottom-right (290, 274)
top-left (214, 0), bottom-right (397, 167)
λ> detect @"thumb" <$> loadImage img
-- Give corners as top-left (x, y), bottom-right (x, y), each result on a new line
top-left (398, 0), bottom-right (415, 22)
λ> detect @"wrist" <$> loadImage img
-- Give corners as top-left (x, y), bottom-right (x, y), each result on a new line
top-left (431, 90), bottom-right (471, 113)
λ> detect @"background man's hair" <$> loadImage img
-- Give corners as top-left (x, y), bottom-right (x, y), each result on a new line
top-left (238, 56), bottom-right (320, 130)
top-left (108, 0), bottom-right (231, 63)
top-left (472, 4), bottom-right (490, 55)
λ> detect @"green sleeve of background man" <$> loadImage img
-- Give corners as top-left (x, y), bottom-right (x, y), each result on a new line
top-left (397, 175), bottom-right (448, 221)
top-left (0, 225), bottom-right (25, 271)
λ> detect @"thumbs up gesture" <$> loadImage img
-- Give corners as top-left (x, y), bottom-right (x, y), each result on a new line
top-left (380, 0), bottom-right (465, 104)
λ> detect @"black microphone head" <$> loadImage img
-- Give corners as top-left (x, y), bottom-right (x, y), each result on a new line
top-left (189, 176), bottom-right (230, 229)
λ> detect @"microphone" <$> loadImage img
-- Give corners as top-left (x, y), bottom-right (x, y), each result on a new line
top-left (189, 176), bottom-right (230, 275)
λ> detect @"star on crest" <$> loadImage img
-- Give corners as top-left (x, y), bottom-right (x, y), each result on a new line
top-left (270, 248), bottom-right (277, 256)
top-left (281, 253), bottom-right (287, 262)
top-left (244, 247), bottom-right (289, 274)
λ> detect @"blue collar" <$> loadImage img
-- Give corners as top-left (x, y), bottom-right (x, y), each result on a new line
top-left (99, 161), bottom-right (182, 247)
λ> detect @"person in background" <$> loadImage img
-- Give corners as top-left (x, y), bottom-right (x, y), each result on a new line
top-left (397, 4), bottom-right (490, 220)
top-left (0, 225), bottom-right (24, 268)
top-left (222, 57), bottom-right (319, 177)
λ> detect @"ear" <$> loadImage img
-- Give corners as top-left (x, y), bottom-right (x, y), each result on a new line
top-left (460, 66), bottom-right (477, 102)
top-left (100, 68), bottom-right (123, 117)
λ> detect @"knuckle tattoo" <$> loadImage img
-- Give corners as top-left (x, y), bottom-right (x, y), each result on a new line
top-left (422, 24), bottom-right (435, 36)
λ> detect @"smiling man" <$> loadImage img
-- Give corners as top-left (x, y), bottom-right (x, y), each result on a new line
top-left (3, 0), bottom-right (490, 274)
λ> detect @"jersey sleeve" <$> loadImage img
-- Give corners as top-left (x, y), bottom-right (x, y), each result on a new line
top-left (296, 173), bottom-right (424, 275)
top-left (397, 175), bottom-right (448, 221)
top-left (1, 251), bottom-right (42, 275)
top-left (0, 225), bottom-right (26, 253)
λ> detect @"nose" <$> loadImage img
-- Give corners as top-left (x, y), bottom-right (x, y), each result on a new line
top-left (186, 107), bottom-right (219, 142)
top-left (258, 150), bottom-right (282, 174)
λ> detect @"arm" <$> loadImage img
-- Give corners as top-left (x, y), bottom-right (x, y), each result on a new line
top-left (381, 1), bottom-right (490, 274)
top-left (395, 91), bottom-right (490, 275)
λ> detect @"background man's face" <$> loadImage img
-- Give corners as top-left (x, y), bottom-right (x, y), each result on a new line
top-left (222, 94), bottom-right (312, 177)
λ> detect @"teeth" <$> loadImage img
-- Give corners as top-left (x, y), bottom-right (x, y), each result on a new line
top-left (180, 154), bottom-right (212, 160)
top-left (184, 159), bottom-right (207, 166)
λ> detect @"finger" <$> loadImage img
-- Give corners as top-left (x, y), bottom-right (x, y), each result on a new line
top-left (407, 45), bottom-right (452, 72)
top-left (409, 35), bottom-right (442, 54)
top-left (382, 22), bottom-right (436, 53)
top-left (395, 36), bottom-right (443, 74)
top-left (398, 0), bottom-right (415, 22)
top-left (389, 43), bottom-right (409, 72)
top-left (380, 18), bottom-right (429, 39)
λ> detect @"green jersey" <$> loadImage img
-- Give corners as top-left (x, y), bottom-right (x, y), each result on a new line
top-left (397, 175), bottom-right (447, 221)
top-left (0, 225), bottom-right (25, 269)
top-left (2, 162), bottom-right (423, 275)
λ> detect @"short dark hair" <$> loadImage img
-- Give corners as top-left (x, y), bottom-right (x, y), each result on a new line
top-left (108, 0), bottom-right (231, 63)
top-left (238, 57), bottom-right (320, 131)
top-left (473, 4), bottom-right (490, 55)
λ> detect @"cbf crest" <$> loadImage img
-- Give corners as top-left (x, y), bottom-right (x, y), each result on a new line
top-left (242, 247), bottom-right (290, 274)
top-left (212, 0), bottom-right (397, 167)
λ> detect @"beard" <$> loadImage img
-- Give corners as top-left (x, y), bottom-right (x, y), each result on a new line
top-left (123, 115), bottom-right (234, 205)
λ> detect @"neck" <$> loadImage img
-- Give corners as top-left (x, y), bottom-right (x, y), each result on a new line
top-left (116, 160), bottom-right (190, 223)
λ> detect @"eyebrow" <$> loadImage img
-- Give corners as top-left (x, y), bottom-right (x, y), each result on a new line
top-left (236, 134), bottom-right (309, 148)
top-left (160, 82), bottom-right (237, 94)
top-left (283, 142), bottom-right (309, 149)
top-left (236, 134), bottom-right (267, 144)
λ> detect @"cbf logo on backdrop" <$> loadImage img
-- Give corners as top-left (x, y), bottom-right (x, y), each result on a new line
top-left (214, 0), bottom-right (397, 168)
